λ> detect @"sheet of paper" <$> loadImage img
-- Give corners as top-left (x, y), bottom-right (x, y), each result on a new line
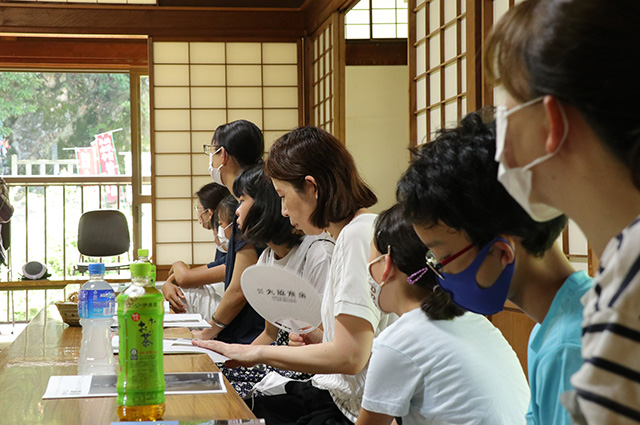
top-left (112, 336), bottom-right (229, 364)
top-left (112, 313), bottom-right (212, 329)
top-left (43, 372), bottom-right (227, 399)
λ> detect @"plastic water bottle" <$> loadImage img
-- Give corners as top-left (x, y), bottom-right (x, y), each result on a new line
top-left (136, 248), bottom-right (156, 286)
top-left (78, 262), bottom-right (116, 375)
top-left (116, 262), bottom-right (165, 421)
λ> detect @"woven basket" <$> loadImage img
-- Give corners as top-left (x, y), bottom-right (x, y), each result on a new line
top-left (55, 302), bottom-right (81, 327)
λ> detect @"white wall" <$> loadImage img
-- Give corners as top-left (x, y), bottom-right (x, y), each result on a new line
top-left (346, 65), bottom-right (410, 214)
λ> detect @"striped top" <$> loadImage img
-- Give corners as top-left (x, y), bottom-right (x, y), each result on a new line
top-left (571, 216), bottom-right (640, 424)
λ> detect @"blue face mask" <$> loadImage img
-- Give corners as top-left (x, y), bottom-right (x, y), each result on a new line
top-left (437, 237), bottom-right (514, 315)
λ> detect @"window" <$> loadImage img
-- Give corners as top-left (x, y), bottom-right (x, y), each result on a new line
top-left (0, 70), bottom-right (151, 282)
top-left (346, 0), bottom-right (409, 39)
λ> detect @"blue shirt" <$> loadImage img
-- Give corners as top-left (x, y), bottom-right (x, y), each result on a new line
top-left (215, 216), bottom-right (264, 345)
top-left (526, 270), bottom-right (593, 425)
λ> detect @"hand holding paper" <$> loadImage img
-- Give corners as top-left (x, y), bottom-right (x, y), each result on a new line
top-left (289, 327), bottom-right (323, 346)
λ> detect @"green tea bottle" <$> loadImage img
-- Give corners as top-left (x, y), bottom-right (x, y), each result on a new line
top-left (136, 249), bottom-right (157, 285)
top-left (116, 262), bottom-right (165, 421)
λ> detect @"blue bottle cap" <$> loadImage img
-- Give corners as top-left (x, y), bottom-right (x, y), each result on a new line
top-left (88, 263), bottom-right (106, 275)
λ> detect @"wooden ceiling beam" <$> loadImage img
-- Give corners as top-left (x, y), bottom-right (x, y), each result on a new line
top-left (0, 35), bottom-right (148, 69)
top-left (0, 4), bottom-right (305, 39)
top-left (302, 0), bottom-right (359, 35)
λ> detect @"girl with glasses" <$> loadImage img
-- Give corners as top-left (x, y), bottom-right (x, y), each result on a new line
top-left (192, 119), bottom-right (264, 344)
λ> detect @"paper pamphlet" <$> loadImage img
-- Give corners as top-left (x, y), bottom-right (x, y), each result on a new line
top-left (112, 335), bottom-right (229, 364)
top-left (241, 265), bottom-right (321, 335)
top-left (42, 372), bottom-right (226, 399)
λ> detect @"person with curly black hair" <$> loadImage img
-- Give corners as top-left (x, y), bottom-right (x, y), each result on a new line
top-left (397, 110), bottom-right (592, 425)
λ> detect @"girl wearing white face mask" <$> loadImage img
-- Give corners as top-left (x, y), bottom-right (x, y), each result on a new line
top-left (193, 119), bottom-right (264, 345)
top-left (356, 205), bottom-right (529, 425)
top-left (486, 1), bottom-right (640, 422)
top-left (162, 185), bottom-right (235, 319)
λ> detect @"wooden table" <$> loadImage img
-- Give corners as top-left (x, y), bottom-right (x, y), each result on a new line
top-left (0, 304), bottom-right (256, 424)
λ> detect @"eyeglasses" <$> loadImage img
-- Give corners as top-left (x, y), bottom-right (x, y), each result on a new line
top-left (194, 204), bottom-right (210, 216)
top-left (407, 243), bottom-right (474, 284)
top-left (203, 144), bottom-right (222, 155)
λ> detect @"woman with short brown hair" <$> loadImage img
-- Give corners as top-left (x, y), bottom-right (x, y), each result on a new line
top-left (195, 126), bottom-right (395, 425)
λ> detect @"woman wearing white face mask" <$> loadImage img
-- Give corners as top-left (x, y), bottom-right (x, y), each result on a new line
top-left (161, 184), bottom-right (233, 318)
top-left (192, 119), bottom-right (265, 345)
top-left (486, 1), bottom-right (640, 422)
top-left (356, 205), bottom-right (529, 425)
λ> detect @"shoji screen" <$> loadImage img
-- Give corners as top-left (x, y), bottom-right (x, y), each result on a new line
top-left (306, 13), bottom-right (345, 141)
top-left (411, 0), bottom-right (467, 145)
top-left (151, 41), bottom-right (300, 266)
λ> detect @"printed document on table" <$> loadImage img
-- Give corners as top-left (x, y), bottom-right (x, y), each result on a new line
top-left (112, 313), bottom-right (212, 328)
top-left (42, 372), bottom-right (227, 399)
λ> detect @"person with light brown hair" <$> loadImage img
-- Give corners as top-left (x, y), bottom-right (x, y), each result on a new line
top-left (194, 126), bottom-right (395, 425)
top-left (485, 1), bottom-right (640, 423)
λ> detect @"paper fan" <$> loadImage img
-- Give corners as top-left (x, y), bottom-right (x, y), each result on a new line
top-left (241, 265), bottom-right (322, 335)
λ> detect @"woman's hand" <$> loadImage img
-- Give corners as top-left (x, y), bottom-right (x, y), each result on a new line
top-left (289, 327), bottom-right (323, 346)
top-left (192, 339), bottom-right (261, 368)
top-left (161, 277), bottom-right (187, 313)
top-left (191, 326), bottom-right (218, 341)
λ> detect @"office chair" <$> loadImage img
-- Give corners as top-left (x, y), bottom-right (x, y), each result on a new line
top-left (74, 209), bottom-right (131, 274)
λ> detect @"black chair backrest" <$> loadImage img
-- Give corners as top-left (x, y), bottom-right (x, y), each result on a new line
top-left (1, 221), bottom-right (9, 251)
top-left (77, 210), bottom-right (130, 257)
top-left (0, 221), bottom-right (9, 266)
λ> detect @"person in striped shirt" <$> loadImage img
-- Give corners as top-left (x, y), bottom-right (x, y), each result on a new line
top-left (484, 0), bottom-right (640, 423)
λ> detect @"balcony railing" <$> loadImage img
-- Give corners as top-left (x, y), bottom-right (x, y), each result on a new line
top-left (0, 174), bottom-right (135, 324)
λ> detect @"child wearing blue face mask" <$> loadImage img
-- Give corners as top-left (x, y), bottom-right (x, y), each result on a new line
top-left (397, 110), bottom-right (593, 425)
top-left (357, 204), bottom-right (530, 425)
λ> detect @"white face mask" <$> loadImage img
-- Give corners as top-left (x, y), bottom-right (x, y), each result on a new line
top-left (495, 96), bottom-right (568, 222)
top-left (216, 223), bottom-right (232, 253)
top-left (367, 253), bottom-right (387, 312)
top-left (208, 147), bottom-right (224, 186)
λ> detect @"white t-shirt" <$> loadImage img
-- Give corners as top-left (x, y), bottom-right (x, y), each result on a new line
top-left (182, 281), bottom-right (225, 320)
top-left (256, 232), bottom-right (334, 296)
top-left (312, 213), bottom-right (396, 422)
top-left (362, 308), bottom-right (530, 425)
top-left (571, 215), bottom-right (640, 424)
